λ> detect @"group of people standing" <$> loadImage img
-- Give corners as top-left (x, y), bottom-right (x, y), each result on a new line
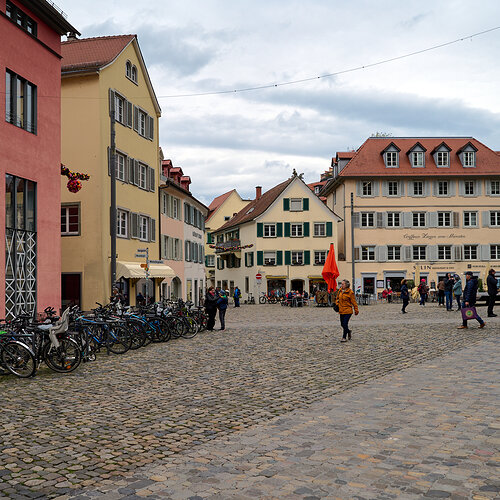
top-left (204, 286), bottom-right (241, 331)
top-left (436, 273), bottom-right (463, 311)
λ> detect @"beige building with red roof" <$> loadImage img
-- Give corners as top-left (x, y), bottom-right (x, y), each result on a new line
top-left (321, 136), bottom-right (500, 297)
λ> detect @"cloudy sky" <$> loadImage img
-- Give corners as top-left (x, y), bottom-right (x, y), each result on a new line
top-left (62, 0), bottom-right (500, 204)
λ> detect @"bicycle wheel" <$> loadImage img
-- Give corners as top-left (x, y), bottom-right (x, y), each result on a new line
top-left (127, 320), bottom-right (147, 350)
top-left (150, 317), bottom-right (171, 342)
top-left (259, 296), bottom-right (267, 304)
top-left (181, 317), bottom-right (199, 339)
top-left (1, 341), bottom-right (36, 378)
top-left (44, 338), bottom-right (82, 373)
top-left (107, 325), bottom-right (131, 354)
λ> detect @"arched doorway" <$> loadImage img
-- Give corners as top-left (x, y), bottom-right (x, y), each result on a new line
top-left (171, 277), bottom-right (181, 299)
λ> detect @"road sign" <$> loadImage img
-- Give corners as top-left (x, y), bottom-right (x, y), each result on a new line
top-left (149, 260), bottom-right (164, 264)
top-left (135, 253), bottom-right (146, 258)
top-left (140, 263), bottom-right (148, 269)
top-left (256, 273), bottom-right (262, 280)
top-left (136, 248), bottom-right (147, 253)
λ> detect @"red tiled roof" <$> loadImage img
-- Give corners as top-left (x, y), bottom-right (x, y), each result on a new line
top-left (215, 179), bottom-right (293, 232)
top-left (338, 137), bottom-right (500, 177)
top-left (61, 35), bottom-right (135, 73)
top-left (206, 190), bottom-right (235, 222)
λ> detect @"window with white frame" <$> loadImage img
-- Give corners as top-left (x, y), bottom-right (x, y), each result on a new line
top-left (314, 185), bottom-right (320, 194)
top-left (173, 198), bottom-right (179, 219)
top-left (386, 152), bottom-right (398, 167)
top-left (437, 211), bottom-right (451, 227)
top-left (139, 215), bottom-right (148, 241)
top-left (463, 211), bottom-right (478, 227)
top-left (388, 181), bottom-right (399, 196)
top-left (437, 181), bottom-right (448, 196)
top-left (463, 151), bottom-right (475, 167)
top-left (413, 245), bottom-right (426, 260)
top-left (412, 212), bottom-right (425, 227)
top-left (291, 223), bottom-right (303, 237)
top-left (117, 209), bottom-right (128, 238)
top-left (138, 163), bottom-right (147, 189)
top-left (206, 254), bottom-right (215, 267)
top-left (490, 181), bottom-right (500, 195)
top-left (464, 180), bottom-right (475, 195)
top-left (491, 245), bottom-right (500, 260)
top-left (131, 66), bottom-right (137, 83)
top-left (114, 94), bottom-right (124, 124)
top-left (387, 245), bottom-right (401, 261)
top-left (263, 223), bottom-right (276, 237)
top-left (361, 212), bottom-right (375, 227)
top-left (116, 153), bottom-right (126, 181)
top-left (438, 245), bottom-right (452, 260)
top-left (412, 151), bottom-right (424, 167)
top-left (264, 251), bottom-right (276, 265)
top-left (314, 222), bottom-right (326, 237)
top-left (291, 251), bottom-right (303, 265)
top-left (61, 205), bottom-right (79, 236)
top-left (464, 245), bottom-right (478, 260)
top-left (436, 151), bottom-right (449, 166)
top-left (491, 211), bottom-right (500, 227)
top-left (387, 212), bottom-right (400, 227)
top-left (139, 110), bottom-right (146, 137)
top-left (362, 181), bottom-right (372, 196)
top-left (290, 198), bottom-right (303, 211)
top-left (314, 250), bottom-right (326, 265)
top-left (361, 246), bottom-right (375, 261)
top-left (126, 61), bottom-right (132, 79)
top-left (412, 181), bottom-right (424, 196)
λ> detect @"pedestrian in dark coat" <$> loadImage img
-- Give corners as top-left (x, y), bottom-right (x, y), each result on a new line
top-left (444, 273), bottom-right (454, 311)
top-left (486, 268), bottom-right (498, 317)
top-left (204, 286), bottom-right (218, 331)
top-left (400, 279), bottom-right (409, 314)
top-left (217, 290), bottom-right (229, 330)
top-left (458, 272), bottom-right (485, 329)
top-left (453, 275), bottom-right (462, 310)
top-left (233, 286), bottom-right (241, 307)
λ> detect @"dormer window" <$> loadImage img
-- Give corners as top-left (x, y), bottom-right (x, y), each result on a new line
top-left (412, 151), bottom-right (424, 167)
top-left (382, 142), bottom-right (401, 168)
top-left (436, 151), bottom-right (449, 167)
top-left (463, 151), bottom-right (475, 167)
top-left (457, 142), bottom-right (478, 168)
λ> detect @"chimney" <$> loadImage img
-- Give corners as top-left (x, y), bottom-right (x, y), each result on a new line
top-left (66, 32), bottom-right (78, 41)
top-left (255, 186), bottom-right (262, 200)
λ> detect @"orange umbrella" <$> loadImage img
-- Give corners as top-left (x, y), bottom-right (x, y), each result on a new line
top-left (322, 243), bottom-right (340, 292)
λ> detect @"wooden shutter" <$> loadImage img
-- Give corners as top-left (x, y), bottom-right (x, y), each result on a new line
top-left (376, 246), bottom-right (387, 262)
top-left (304, 250), bottom-right (310, 265)
top-left (352, 212), bottom-right (360, 228)
top-left (283, 198), bottom-right (290, 211)
top-left (381, 181), bottom-right (388, 197)
top-left (449, 180), bottom-right (456, 196)
top-left (108, 89), bottom-right (114, 116)
top-left (458, 181), bottom-right (465, 196)
top-left (161, 235), bottom-right (166, 259)
top-left (452, 212), bottom-right (460, 228)
top-left (150, 218), bottom-right (156, 242)
top-left (130, 212), bottom-right (139, 239)
top-left (453, 245), bottom-right (462, 261)
top-left (276, 222), bottom-right (283, 237)
top-left (179, 240), bottom-right (183, 260)
top-left (107, 147), bottom-right (112, 176)
top-left (475, 180), bottom-right (482, 196)
top-left (126, 101), bottom-right (133, 127)
top-left (133, 160), bottom-right (139, 186)
top-left (276, 251), bottom-right (283, 265)
top-left (145, 115), bottom-right (150, 139)
top-left (326, 222), bottom-right (333, 237)
top-left (302, 198), bottom-right (309, 211)
top-left (403, 212), bottom-right (412, 228)
top-left (148, 116), bottom-right (154, 140)
top-left (403, 245), bottom-right (412, 261)
top-left (356, 181), bottom-right (362, 196)
top-left (482, 211), bottom-right (490, 228)
top-left (354, 247), bottom-right (360, 261)
top-left (133, 105), bottom-right (139, 132)
top-left (398, 181), bottom-right (405, 196)
top-left (257, 223), bottom-right (263, 237)
top-left (284, 222), bottom-right (290, 237)
top-left (376, 212), bottom-right (384, 228)
top-left (303, 222), bottom-right (309, 237)
top-left (428, 245), bottom-right (438, 261)
top-left (149, 167), bottom-right (155, 192)
top-left (485, 181), bottom-right (491, 196)
top-left (372, 181), bottom-right (379, 196)
top-left (128, 157), bottom-right (135, 184)
top-left (185, 240), bottom-right (190, 261)
top-left (257, 251), bottom-right (263, 266)
top-left (480, 244), bottom-right (490, 260)
top-left (427, 212), bottom-right (438, 228)
top-left (284, 250), bottom-right (291, 265)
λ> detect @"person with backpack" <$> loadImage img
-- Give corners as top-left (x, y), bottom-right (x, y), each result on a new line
top-left (417, 279), bottom-right (428, 306)
top-left (335, 279), bottom-right (359, 342)
top-left (216, 290), bottom-right (229, 331)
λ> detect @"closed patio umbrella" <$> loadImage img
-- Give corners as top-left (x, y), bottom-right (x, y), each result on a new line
top-left (322, 243), bottom-right (340, 293)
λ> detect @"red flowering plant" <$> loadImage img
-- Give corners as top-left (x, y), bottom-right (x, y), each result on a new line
top-left (61, 164), bottom-right (90, 193)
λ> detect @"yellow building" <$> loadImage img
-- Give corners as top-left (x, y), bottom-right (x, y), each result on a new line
top-left (321, 137), bottom-right (500, 296)
top-left (60, 35), bottom-right (170, 309)
top-left (211, 172), bottom-right (341, 300)
top-left (205, 189), bottom-right (249, 288)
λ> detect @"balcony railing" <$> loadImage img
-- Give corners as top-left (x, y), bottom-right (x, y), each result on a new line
top-left (214, 239), bottom-right (241, 253)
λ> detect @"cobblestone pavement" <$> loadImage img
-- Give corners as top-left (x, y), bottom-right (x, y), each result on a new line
top-left (0, 302), bottom-right (498, 499)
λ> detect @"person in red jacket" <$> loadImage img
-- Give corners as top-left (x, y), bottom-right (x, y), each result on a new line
top-left (335, 279), bottom-right (359, 342)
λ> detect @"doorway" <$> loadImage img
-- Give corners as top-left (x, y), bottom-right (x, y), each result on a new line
top-left (61, 273), bottom-right (81, 309)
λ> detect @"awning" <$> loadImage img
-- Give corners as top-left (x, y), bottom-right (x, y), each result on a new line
top-left (116, 261), bottom-right (175, 279)
top-left (266, 275), bottom-right (287, 279)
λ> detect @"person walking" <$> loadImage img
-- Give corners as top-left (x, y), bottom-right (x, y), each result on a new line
top-left (453, 274), bottom-right (462, 310)
top-left (458, 271), bottom-right (485, 329)
top-left (335, 279), bottom-right (359, 342)
top-left (400, 279), bottom-right (409, 314)
top-left (437, 279), bottom-right (445, 306)
top-left (444, 273), bottom-right (454, 311)
top-left (233, 286), bottom-right (241, 308)
top-left (217, 290), bottom-right (229, 330)
top-left (486, 268), bottom-right (498, 317)
top-left (418, 279), bottom-right (428, 306)
top-left (204, 286), bottom-right (219, 331)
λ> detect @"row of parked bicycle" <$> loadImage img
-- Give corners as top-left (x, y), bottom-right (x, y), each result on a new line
top-left (0, 299), bottom-right (208, 379)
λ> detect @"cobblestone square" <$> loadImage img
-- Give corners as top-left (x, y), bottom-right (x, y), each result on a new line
top-left (0, 302), bottom-right (498, 499)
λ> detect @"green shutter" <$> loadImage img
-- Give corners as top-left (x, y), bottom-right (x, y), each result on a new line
top-left (303, 198), bottom-right (309, 211)
top-left (205, 256), bottom-right (208, 266)
top-left (276, 222), bottom-right (283, 237)
top-left (244, 253), bottom-right (248, 266)
top-left (304, 250), bottom-right (310, 265)
top-left (285, 250), bottom-right (291, 265)
top-left (257, 251), bottom-right (263, 266)
top-left (303, 222), bottom-right (309, 237)
top-left (283, 198), bottom-right (290, 211)
top-left (257, 222), bottom-right (263, 237)
top-left (207, 232), bottom-right (212, 244)
top-left (326, 221), bottom-right (333, 237)
top-left (276, 250), bottom-right (283, 265)
top-left (284, 222), bottom-right (290, 237)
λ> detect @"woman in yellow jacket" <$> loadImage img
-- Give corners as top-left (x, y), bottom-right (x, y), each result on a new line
top-left (335, 279), bottom-right (359, 342)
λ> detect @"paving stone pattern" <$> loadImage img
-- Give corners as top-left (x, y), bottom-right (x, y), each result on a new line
top-left (0, 302), bottom-right (498, 498)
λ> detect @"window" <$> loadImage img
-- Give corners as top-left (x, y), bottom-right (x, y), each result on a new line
top-left (491, 245), bottom-right (500, 260)
top-left (412, 151), bottom-right (424, 167)
top-left (388, 181), bottom-right (399, 196)
top-left (489, 211), bottom-right (500, 227)
top-left (126, 61), bottom-right (132, 79)
top-left (245, 252), bottom-right (254, 267)
top-left (291, 251), bottom-right (303, 265)
top-left (116, 153), bottom-right (126, 181)
top-left (173, 198), bottom-right (179, 219)
top-left (438, 245), bottom-right (451, 260)
top-left (61, 205), bottom-right (79, 236)
top-left (490, 181), bottom-right (500, 195)
top-left (437, 212), bottom-right (451, 227)
top-left (387, 212), bottom-right (400, 227)
top-left (131, 66), bottom-right (137, 83)
top-left (362, 181), bottom-right (372, 196)
top-left (386, 151), bottom-right (398, 167)
top-left (464, 245), bottom-right (478, 260)
top-left (5, 1), bottom-right (37, 37)
top-left (290, 198), bottom-right (303, 211)
top-left (5, 70), bottom-right (37, 134)
top-left (412, 181), bottom-right (424, 196)
top-left (413, 245), bottom-right (426, 260)
top-left (139, 216), bottom-right (148, 241)
top-left (314, 250), bottom-right (326, 265)
top-left (463, 211), bottom-right (478, 227)
top-left (114, 94), bottom-right (124, 123)
top-left (314, 222), bottom-right (326, 237)
top-left (138, 164), bottom-right (147, 189)
top-left (314, 186), bottom-right (320, 194)
top-left (436, 151), bottom-right (449, 167)
top-left (291, 223), bottom-right (303, 237)
top-left (117, 209), bottom-right (128, 238)
top-left (412, 212), bottom-right (425, 227)
top-left (464, 181), bottom-right (475, 195)
top-left (463, 151), bottom-right (475, 167)
top-left (361, 213), bottom-right (375, 227)
top-left (263, 223), bottom-right (276, 237)
top-left (264, 251), bottom-right (276, 266)
top-left (437, 181), bottom-right (448, 196)
top-left (361, 246), bottom-right (375, 261)
top-left (387, 246), bottom-right (401, 261)
top-left (139, 111), bottom-right (146, 136)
